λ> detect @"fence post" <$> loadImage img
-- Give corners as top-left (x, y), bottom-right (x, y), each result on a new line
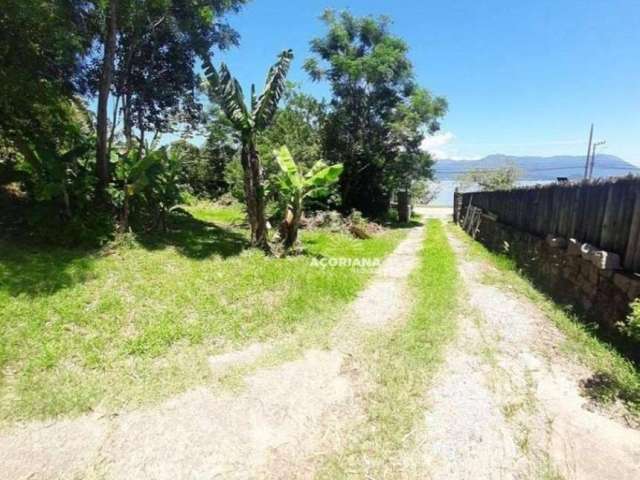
top-left (453, 188), bottom-right (461, 224)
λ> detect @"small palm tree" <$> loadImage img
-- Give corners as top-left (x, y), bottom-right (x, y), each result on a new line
top-left (203, 50), bottom-right (293, 251)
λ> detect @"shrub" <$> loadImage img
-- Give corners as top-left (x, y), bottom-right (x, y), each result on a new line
top-left (622, 299), bottom-right (640, 343)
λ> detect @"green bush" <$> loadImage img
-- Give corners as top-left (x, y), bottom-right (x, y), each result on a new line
top-left (623, 299), bottom-right (640, 343)
top-left (110, 145), bottom-right (184, 232)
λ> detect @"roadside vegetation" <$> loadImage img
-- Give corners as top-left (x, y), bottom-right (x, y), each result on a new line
top-left (449, 224), bottom-right (640, 418)
top-left (0, 3), bottom-right (447, 423)
top-left (0, 202), bottom-right (406, 422)
top-left (319, 219), bottom-right (459, 477)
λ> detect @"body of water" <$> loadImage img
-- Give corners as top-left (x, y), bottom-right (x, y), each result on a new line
top-left (430, 180), bottom-right (554, 206)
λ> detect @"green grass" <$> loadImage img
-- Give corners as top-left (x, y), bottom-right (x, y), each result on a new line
top-left (185, 199), bottom-right (246, 225)
top-left (449, 224), bottom-right (640, 417)
top-left (319, 219), bottom-right (459, 478)
top-left (0, 202), bottom-right (406, 422)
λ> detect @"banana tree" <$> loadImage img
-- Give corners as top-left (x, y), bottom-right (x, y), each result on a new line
top-left (273, 146), bottom-right (343, 249)
top-left (111, 147), bottom-right (162, 232)
top-left (203, 50), bottom-right (293, 251)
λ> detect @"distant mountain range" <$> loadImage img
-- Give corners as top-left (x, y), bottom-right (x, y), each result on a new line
top-left (435, 154), bottom-right (640, 181)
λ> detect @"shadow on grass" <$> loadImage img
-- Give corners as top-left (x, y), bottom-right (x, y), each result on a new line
top-left (0, 242), bottom-right (99, 298)
top-left (0, 212), bottom-right (250, 298)
top-left (384, 219), bottom-right (424, 229)
top-left (135, 211), bottom-right (249, 260)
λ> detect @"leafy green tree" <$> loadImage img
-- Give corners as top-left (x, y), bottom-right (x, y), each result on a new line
top-left (0, 0), bottom-right (97, 196)
top-left (203, 50), bottom-right (294, 251)
top-left (170, 121), bottom-right (238, 200)
top-left (411, 180), bottom-right (441, 205)
top-left (200, 107), bottom-right (240, 197)
top-left (257, 83), bottom-right (326, 173)
top-left (273, 146), bottom-right (343, 250)
top-left (92, 0), bottom-right (247, 193)
top-left (458, 162), bottom-right (522, 192)
top-left (305, 10), bottom-right (447, 217)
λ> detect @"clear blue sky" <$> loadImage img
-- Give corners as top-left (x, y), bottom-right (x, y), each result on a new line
top-left (212, 0), bottom-right (639, 165)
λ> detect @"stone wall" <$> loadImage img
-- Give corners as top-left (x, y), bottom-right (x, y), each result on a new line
top-left (467, 213), bottom-right (640, 334)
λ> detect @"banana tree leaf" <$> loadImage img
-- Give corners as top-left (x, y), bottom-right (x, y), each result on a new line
top-left (219, 65), bottom-right (252, 130)
top-left (305, 163), bottom-right (343, 189)
top-left (305, 186), bottom-right (333, 199)
top-left (253, 50), bottom-right (294, 130)
top-left (129, 149), bottom-right (163, 183)
top-left (274, 145), bottom-right (303, 190)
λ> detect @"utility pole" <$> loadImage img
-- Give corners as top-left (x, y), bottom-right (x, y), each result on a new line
top-left (588, 140), bottom-right (606, 179)
top-left (584, 123), bottom-right (594, 180)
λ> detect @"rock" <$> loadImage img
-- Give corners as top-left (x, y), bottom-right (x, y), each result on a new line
top-left (613, 273), bottom-right (632, 293)
top-left (580, 243), bottom-right (596, 260)
top-left (567, 238), bottom-right (582, 256)
top-left (627, 280), bottom-right (640, 301)
top-left (546, 234), bottom-right (567, 249)
top-left (349, 224), bottom-right (371, 240)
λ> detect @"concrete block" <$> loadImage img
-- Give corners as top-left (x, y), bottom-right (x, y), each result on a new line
top-left (590, 250), bottom-right (621, 270)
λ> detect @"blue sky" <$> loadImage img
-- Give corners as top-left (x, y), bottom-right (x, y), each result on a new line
top-left (211, 0), bottom-right (639, 165)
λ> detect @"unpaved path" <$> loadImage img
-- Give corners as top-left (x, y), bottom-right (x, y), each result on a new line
top-left (410, 224), bottom-right (640, 479)
top-left (0, 226), bottom-right (424, 480)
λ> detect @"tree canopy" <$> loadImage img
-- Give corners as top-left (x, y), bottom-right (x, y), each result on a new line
top-left (305, 10), bottom-right (447, 217)
top-left (458, 162), bottom-right (522, 192)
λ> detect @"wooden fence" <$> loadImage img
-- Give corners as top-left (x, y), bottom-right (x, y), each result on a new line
top-left (454, 177), bottom-right (640, 273)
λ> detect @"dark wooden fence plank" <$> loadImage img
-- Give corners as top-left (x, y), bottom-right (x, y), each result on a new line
top-left (459, 178), bottom-right (640, 273)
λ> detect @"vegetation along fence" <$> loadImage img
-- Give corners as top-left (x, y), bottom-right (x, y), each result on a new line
top-left (455, 177), bottom-right (640, 273)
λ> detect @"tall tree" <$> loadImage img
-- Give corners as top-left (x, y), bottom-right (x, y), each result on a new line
top-left (305, 10), bottom-right (447, 217)
top-left (96, 0), bottom-right (118, 196)
top-left (0, 0), bottom-right (96, 154)
top-left (0, 0), bottom-right (98, 217)
top-left (257, 84), bottom-right (327, 173)
top-left (204, 50), bottom-right (294, 250)
top-left (91, 0), bottom-right (247, 191)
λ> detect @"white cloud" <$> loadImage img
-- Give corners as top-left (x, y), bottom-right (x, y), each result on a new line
top-left (420, 131), bottom-right (455, 159)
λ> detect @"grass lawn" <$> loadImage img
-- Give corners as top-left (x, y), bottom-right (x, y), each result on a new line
top-left (0, 202), bottom-right (406, 422)
top-left (449, 224), bottom-right (640, 418)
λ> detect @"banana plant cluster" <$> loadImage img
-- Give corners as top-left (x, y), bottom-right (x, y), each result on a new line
top-left (111, 145), bottom-right (182, 232)
top-left (273, 146), bottom-right (343, 249)
top-left (203, 50), bottom-right (293, 251)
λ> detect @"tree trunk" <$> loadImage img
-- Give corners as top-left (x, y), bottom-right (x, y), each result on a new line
top-left (241, 134), bottom-right (269, 251)
top-left (118, 192), bottom-right (129, 233)
top-left (123, 94), bottom-right (133, 149)
top-left (279, 194), bottom-right (302, 250)
top-left (397, 190), bottom-right (410, 223)
top-left (96, 0), bottom-right (118, 199)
